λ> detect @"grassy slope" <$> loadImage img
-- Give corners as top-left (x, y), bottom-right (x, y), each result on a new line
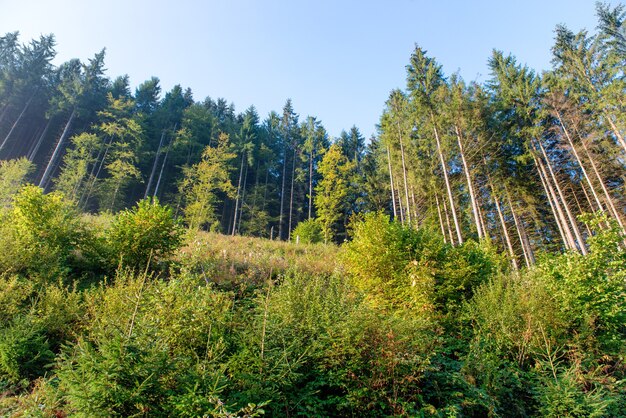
top-left (179, 231), bottom-right (341, 287)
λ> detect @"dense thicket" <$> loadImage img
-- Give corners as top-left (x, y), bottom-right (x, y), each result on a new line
top-left (0, 191), bottom-right (623, 416)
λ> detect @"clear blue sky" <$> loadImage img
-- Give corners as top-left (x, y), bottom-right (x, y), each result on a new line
top-left (1, 0), bottom-right (616, 138)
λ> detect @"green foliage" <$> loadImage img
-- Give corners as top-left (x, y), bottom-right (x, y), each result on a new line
top-left (55, 132), bottom-right (100, 203)
top-left (0, 157), bottom-right (34, 208)
top-left (291, 218), bottom-right (323, 244)
top-left (105, 197), bottom-right (183, 269)
top-left (0, 185), bottom-right (86, 280)
top-left (537, 369), bottom-right (611, 418)
top-left (314, 143), bottom-right (355, 243)
top-left (180, 133), bottom-right (236, 231)
top-left (343, 211), bottom-right (502, 312)
top-left (464, 214), bottom-right (626, 416)
top-left (0, 317), bottom-right (54, 386)
top-left (55, 270), bottom-right (235, 417)
top-left (0, 275), bottom-right (34, 324)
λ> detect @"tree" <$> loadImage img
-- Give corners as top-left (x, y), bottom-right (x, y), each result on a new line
top-left (314, 143), bottom-right (354, 243)
top-left (180, 133), bottom-right (235, 231)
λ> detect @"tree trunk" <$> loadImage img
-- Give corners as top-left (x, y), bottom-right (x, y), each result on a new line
top-left (604, 112), bottom-right (626, 155)
top-left (397, 121), bottom-right (412, 225)
top-left (455, 125), bottom-right (483, 239)
top-left (487, 174), bottom-right (518, 270)
top-left (435, 192), bottom-right (447, 244)
top-left (154, 128), bottom-right (175, 198)
top-left (578, 129), bottom-right (626, 232)
top-left (0, 103), bottom-right (9, 125)
top-left (144, 130), bottom-right (166, 199)
top-left (397, 178), bottom-right (405, 225)
top-left (536, 139), bottom-right (587, 254)
top-left (238, 162), bottom-right (249, 233)
top-left (287, 147), bottom-right (297, 241)
top-left (28, 118), bottom-right (51, 162)
top-left (533, 153), bottom-right (570, 249)
top-left (232, 151), bottom-right (246, 236)
top-left (262, 163), bottom-right (270, 212)
top-left (386, 145), bottom-right (398, 220)
top-left (0, 92), bottom-right (35, 154)
top-left (411, 187), bottom-right (419, 227)
top-left (80, 135), bottom-right (114, 209)
top-left (505, 186), bottom-right (534, 267)
top-left (308, 146), bottom-right (313, 220)
top-left (556, 112), bottom-right (604, 213)
top-left (432, 117), bottom-right (462, 244)
top-left (441, 189), bottom-right (455, 245)
top-left (39, 108), bottom-right (76, 189)
top-left (278, 145), bottom-right (288, 239)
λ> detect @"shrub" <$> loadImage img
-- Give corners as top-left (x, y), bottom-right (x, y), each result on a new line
top-left (291, 219), bottom-right (323, 244)
top-left (56, 270), bottom-right (234, 417)
top-left (105, 197), bottom-right (183, 269)
top-left (0, 317), bottom-right (54, 386)
top-left (0, 157), bottom-right (34, 209)
top-left (0, 275), bottom-right (34, 324)
top-left (342, 211), bottom-right (502, 313)
top-left (0, 185), bottom-right (85, 280)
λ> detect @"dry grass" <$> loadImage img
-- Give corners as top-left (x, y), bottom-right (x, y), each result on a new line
top-left (178, 231), bottom-right (341, 287)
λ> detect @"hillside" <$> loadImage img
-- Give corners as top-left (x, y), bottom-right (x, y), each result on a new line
top-left (0, 194), bottom-right (624, 416)
top-left (1, 3), bottom-right (626, 417)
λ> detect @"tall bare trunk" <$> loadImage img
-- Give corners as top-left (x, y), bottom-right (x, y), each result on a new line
top-left (432, 117), bottom-right (462, 244)
top-left (556, 112), bottom-right (604, 213)
top-left (536, 139), bottom-right (587, 254)
top-left (0, 103), bottom-right (9, 125)
top-left (604, 112), bottom-right (626, 154)
top-left (0, 92), bottom-right (34, 153)
top-left (39, 108), bottom-right (76, 189)
top-left (411, 187), bottom-right (419, 227)
top-left (308, 146), bottom-right (313, 220)
top-left (397, 121), bottom-right (411, 225)
top-left (238, 163), bottom-right (249, 233)
top-left (487, 174), bottom-right (518, 270)
top-left (287, 147), bottom-right (297, 241)
top-left (441, 190), bottom-right (455, 245)
top-left (154, 127), bottom-right (175, 198)
top-left (28, 118), bottom-right (51, 162)
top-left (578, 130), bottom-right (626, 232)
top-left (533, 153), bottom-right (570, 249)
top-left (144, 130), bottom-right (166, 199)
top-left (572, 186), bottom-right (593, 236)
top-left (455, 125), bottom-right (483, 239)
top-left (278, 145), bottom-right (287, 239)
top-left (505, 186), bottom-right (534, 267)
top-left (232, 151), bottom-right (246, 236)
top-left (435, 192), bottom-right (447, 244)
top-left (386, 145), bottom-right (397, 220)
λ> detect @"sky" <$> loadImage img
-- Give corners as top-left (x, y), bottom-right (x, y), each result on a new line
top-left (1, 0), bottom-right (617, 138)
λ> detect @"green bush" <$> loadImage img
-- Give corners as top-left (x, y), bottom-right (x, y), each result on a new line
top-left (342, 211), bottom-right (502, 313)
top-left (0, 157), bottom-right (34, 209)
top-left (0, 185), bottom-right (86, 280)
top-left (0, 317), bottom-right (54, 386)
top-left (291, 219), bottom-right (323, 244)
top-left (105, 197), bottom-right (183, 269)
top-left (0, 275), bottom-right (35, 324)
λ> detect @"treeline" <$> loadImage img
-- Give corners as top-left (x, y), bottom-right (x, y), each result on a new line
top-left (376, 3), bottom-right (626, 267)
top-left (0, 33), bottom-right (369, 241)
top-left (2, 4), bottom-right (626, 259)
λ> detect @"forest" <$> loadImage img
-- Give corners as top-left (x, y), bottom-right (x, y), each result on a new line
top-left (0, 3), bottom-right (625, 417)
